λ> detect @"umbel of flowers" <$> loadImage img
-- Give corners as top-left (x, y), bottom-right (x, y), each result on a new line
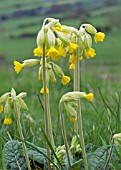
top-left (13, 18), bottom-right (105, 170)
top-left (0, 88), bottom-right (31, 170)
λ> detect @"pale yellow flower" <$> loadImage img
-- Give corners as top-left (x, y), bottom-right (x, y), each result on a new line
top-left (47, 47), bottom-right (60, 61)
top-left (69, 63), bottom-right (75, 70)
top-left (0, 104), bottom-right (3, 113)
top-left (58, 46), bottom-right (66, 57)
top-left (14, 61), bottom-right (23, 73)
top-left (94, 32), bottom-right (105, 43)
top-left (4, 117), bottom-right (12, 125)
top-left (84, 48), bottom-right (96, 59)
top-left (85, 93), bottom-right (93, 101)
top-left (68, 43), bottom-right (78, 54)
top-left (69, 55), bottom-right (76, 64)
top-left (33, 47), bottom-right (43, 56)
top-left (61, 76), bottom-right (71, 85)
top-left (70, 117), bottom-right (77, 122)
top-left (40, 87), bottom-right (49, 94)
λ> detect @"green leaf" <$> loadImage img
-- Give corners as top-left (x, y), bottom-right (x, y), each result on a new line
top-left (71, 159), bottom-right (82, 170)
top-left (3, 140), bottom-right (48, 170)
top-left (3, 140), bottom-right (27, 170)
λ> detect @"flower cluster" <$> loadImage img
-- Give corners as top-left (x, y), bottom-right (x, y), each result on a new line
top-left (0, 88), bottom-right (28, 124)
top-left (60, 91), bottom-right (93, 122)
top-left (70, 135), bottom-right (82, 154)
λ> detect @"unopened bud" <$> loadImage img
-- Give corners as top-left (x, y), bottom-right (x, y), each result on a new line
top-left (17, 97), bottom-right (28, 110)
top-left (37, 28), bottom-right (45, 48)
top-left (45, 28), bottom-right (56, 49)
top-left (55, 30), bottom-right (70, 45)
top-left (113, 133), bottom-right (121, 144)
top-left (38, 66), bottom-right (43, 81)
top-left (23, 59), bottom-right (40, 67)
top-left (0, 92), bottom-right (10, 104)
top-left (82, 24), bottom-right (97, 35)
top-left (4, 100), bottom-right (12, 116)
top-left (53, 64), bottom-right (64, 77)
top-left (17, 92), bottom-right (27, 98)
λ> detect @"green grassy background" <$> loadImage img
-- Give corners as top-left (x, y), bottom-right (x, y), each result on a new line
top-left (0, 0), bottom-right (121, 167)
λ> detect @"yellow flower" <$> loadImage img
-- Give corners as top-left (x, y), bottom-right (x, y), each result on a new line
top-left (4, 117), bottom-right (12, 125)
top-left (85, 93), bottom-right (93, 101)
top-left (79, 56), bottom-right (83, 61)
top-left (61, 76), bottom-right (71, 85)
top-left (69, 63), bottom-right (75, 70)
top-left (14, 61), bottom-right (23, 73)
top-left (47, 47), bottom-right (60, 61)
top-left (33, 47), bottom-right (43, 56)
top-left (94, 32), bottom-right (105, 43)
top-left (58, 46), bottom-right (66, 57)
top-left (69, 55), bottom-right (76, 64)
top-left (0, 104), bottom-right (3, 113)
top-left (70, 117), bottom-right (77, 122)
top-left (84, 48), bottom-right (96, 59)
top-left (68, 43), bottom-right (78, 54)
top-left (40, 87), bottom-right (49, 94)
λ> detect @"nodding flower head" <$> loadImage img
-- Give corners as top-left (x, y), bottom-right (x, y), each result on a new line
top-left (94, 32), bottom-right (105, 43)
top-left (0, 88), bottom-right (28, 125)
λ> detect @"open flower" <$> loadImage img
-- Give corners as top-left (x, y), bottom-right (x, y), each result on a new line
top-left (61, 76), bottom-right (71, 85)
top-left (58, 45), bottom-right (66, 57)
top-left (84, 48), bottom-right (96, 59)
top-left (68, 43), bottom-right (78, 54)
top-left (0, 104), bottom-right (3, 113)
top-left (69, 63), bottom-right (75, 70)
top-left (70, 117), bottom-right (77, 122)
top-left (33, 47), bottom-right (43, 56)
top-left (47, 47), bottom-right (60, 60)
top-left (85, 93), bottom-right (93, 101)
top-left (69, 55), bottom-right (76, 64)
top-left (40, 87), bottom-right (49, 94)
top-left (14, 61), bottom-right (23, 73)
top-left (94, 32), bottom-right (105, 43)
top-left (4, 117), bottom-right (12, 125)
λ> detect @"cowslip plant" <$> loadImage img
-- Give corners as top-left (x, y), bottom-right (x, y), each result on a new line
top-left (59, 91), bottom-right (93, 169)
top-left (11, 17), bottom-right (105, 170)
top-left (0, 88), bottom-right (31, 170)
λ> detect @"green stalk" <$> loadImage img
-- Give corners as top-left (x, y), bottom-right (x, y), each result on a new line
top-left (13, 100), bottom-right (31, 170)
top-left (42, 44), bottom-right (51, 170)
top-left (74, 36), bottom-right (88, 170)
top-left (59, 103), bottom-right (71, 170)
top-left (47, 94), bottom-right (55, 149)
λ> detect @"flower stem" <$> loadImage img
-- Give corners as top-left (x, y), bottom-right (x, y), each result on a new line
top-left (59, 103), bottom-right (71, 170)
top-left (74, 36), bottom-right (88, 170)
top-left (13, 100), bottom-right (31, 170)
top-left (42, 44), bottom-right (51, 170)
top-left (104, 140), bottom-right (114, 170)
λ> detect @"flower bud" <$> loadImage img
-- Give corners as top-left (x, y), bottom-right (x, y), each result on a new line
top-left (61, 26), bottom-right (78, 35)
top-left (60, 91), bottom-right (86, 103)
top-left (4, 100), bottom-right (12, 117)
top-left (83, 32), bottom-right (92, 50)
top-left (0, 92), bottom-right (10, 104)
top-left (82, 24), bottom-right (97, 35)
top-left (0, 104), bottom-right (3, 113)
top-left (17, 92), bottom-right (27, 98)
top-left (37, 28), bottom-right (45, 48)
top-left (45, 28), bottom-right (56, 49)
top-left (55, 30), bottom-right (70, 45)
top-left (17, 97), bottom-right (28, 111)
top-left (11, 88), bottom-right (16, 100)
top-left (53, 64), bottom-right (64, 77)
top-left (113, 133), bottom-right (121, 145)
top-left (49, 69), bottom-right (57, 83)
top-left (64, 102), bottom-right (77, 122)
top-left (38, 66), bottom-right (43, 81)
top-left (23, 59), bottom-right (40, 67)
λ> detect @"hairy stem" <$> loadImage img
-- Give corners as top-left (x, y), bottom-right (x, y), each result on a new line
top-left (59, 103), bottom-right (71, 169)
top-left (74, 36), bottom-right (88, 170)
top-left (42, 44), bottom-right (51, 170)
top-left (13, 100), bottom-right (31, 170)
top-left (104, 140), bottom-right (114, 170)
